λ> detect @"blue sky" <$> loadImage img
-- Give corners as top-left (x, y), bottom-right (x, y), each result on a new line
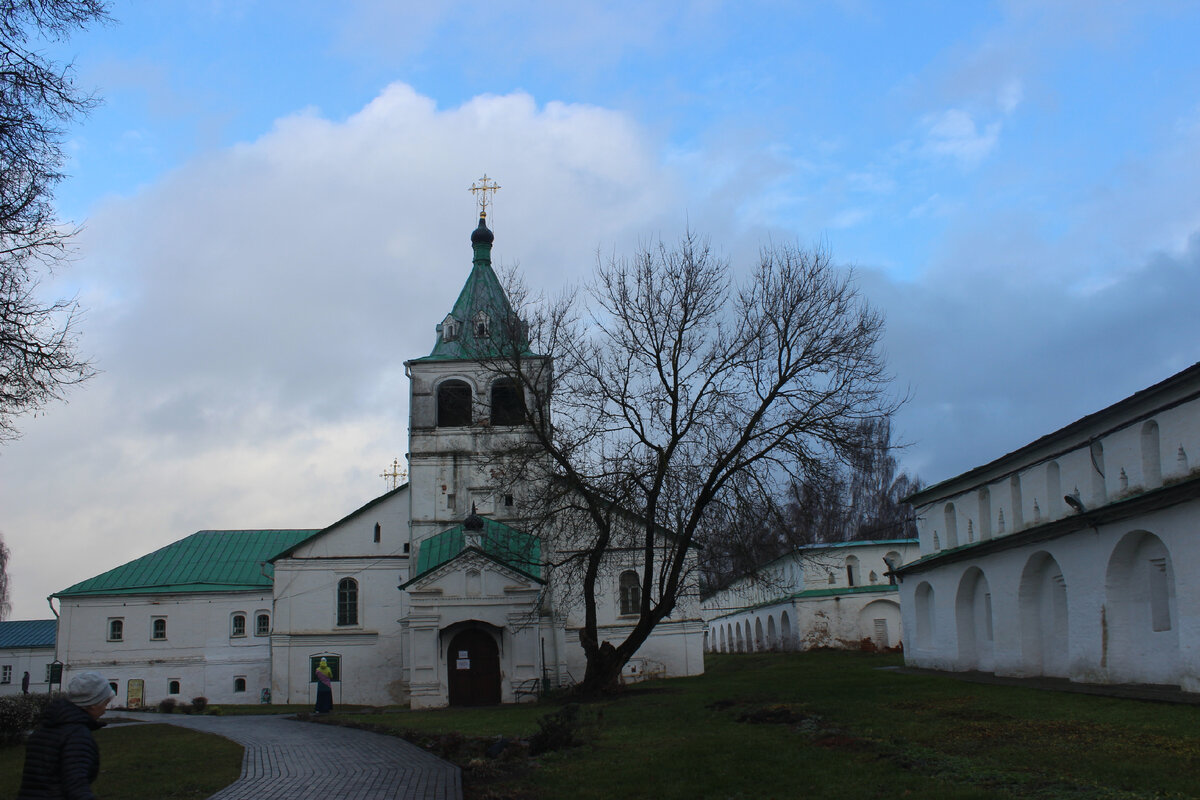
top-left (4, 0), bottom-right (1200, 618)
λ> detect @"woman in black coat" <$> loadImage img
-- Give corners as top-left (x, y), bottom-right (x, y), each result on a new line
top-left (17, 671), bottom-right (115, 800)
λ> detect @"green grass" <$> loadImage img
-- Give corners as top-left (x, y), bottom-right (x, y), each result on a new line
top-left (324, 651), bottom-right (1200, 799)
top-left (0, 723), bottom-right (242, 799)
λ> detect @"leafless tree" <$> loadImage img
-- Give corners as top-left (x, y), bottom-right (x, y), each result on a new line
top-left (1, 0), bottom-right (107, 441)
top-left (484, 232), bottom-right (897, 695)
top-left (0, 533), bottom-right (10, 619)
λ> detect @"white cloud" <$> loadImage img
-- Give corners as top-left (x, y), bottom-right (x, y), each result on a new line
top-left (920, 109), bottom-right (1001, 167)
top-left (0, 83), bottom-right (684, 619)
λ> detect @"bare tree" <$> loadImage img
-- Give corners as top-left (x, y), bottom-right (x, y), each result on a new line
top-left (486, 232), bottom-right (897, 695)
top-left (0, 533), bottom-right (10, 619)
top-left (1, 0), bottom-right (107, 441)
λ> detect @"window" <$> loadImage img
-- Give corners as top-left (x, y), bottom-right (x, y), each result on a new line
top-left (231, 614), bottom-right (246, 637)
top-left (490, 379), bottom-right (525, 425)
top-left (504, 493), bottom-right (514, 507)
top-left (619, 570), bottom-right (641, 616)
top-left (474, 311), bottom-right (490, 338)
top-left (256, 614), bottom-right (270, 636)
top-left (845, 555), bottom-right (860, 587)
top-left (1149, 558), bottom-right (1171, 632)
top-left (234, 677), bottom-right (247, 693)
top-left (108, 618), bottom-right (124, 641)
top-left (437, 380), bottom-right (472, 427)
top-left (152, 617), bottom-right (167, 640)
top-left (168, 680), bottom-right (180, 695)
top-left (337, 578), bottom-right (359, 626)
top-left (373, 522), bottom-right (381, 543)
top-left (1, 665), bottom-right (10, 684)
top-left (108, 681), bottom-right (118, 697)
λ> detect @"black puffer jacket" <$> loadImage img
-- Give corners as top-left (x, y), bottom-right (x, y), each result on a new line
top-left (17, 697), bottom-right (104, 800)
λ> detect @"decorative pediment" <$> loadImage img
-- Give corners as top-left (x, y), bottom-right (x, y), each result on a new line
top-left (401, 546), bottom-right (543, 595)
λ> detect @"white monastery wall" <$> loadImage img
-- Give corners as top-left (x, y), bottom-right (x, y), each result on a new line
top-left (901, 366), bottom-right (1200, 691)
top-left (0, 645), bottom-right (55, 696)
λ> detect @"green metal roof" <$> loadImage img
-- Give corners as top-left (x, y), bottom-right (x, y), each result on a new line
top-left (407, 517), bottom-right (542, 585)
top-left (0, 619), bottom-right (56, 648)
top-left (55, 530), bottom-right (318, 598)
top-left (411, 216), bottom-right (534, 363)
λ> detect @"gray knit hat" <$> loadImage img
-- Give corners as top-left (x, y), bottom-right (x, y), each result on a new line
top-left (68, 671), bottom-right (115, 707)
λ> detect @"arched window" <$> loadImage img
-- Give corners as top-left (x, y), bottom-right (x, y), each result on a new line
top-left (373, 522), bottom-right (381, 543)
top-left (1090, 441), bottom-right (1107, 504)
top-left (234, 677), bottom-right (247, 693)
top-left (437, 380), bottom-right (472, 427)
top-left (337, 578), bottom-right (359, 626)
top-left (108, 618), bottom-right (123, 641)
top-left (168, 680), bottom-right (180, 695)
top-left (255, 614), bottom-right (270, 636)
top-left (152, 618), bottom-right (167, 640)
top-left (845, 555), bottom-right (860, 586)
top-left (619, 570), bottom-right (641, 616)
top-left (490, 378), bottom-right (525, 426)
top-left (231, 614), bottom-right (246, 637)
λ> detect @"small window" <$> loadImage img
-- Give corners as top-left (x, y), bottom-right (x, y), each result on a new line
top-left (337, 578), bottom-right (359, 626)
top-left (168, 680), bottom-right (180, 695)
top-left (256, 614), bottom-right (270, 636)
top-left (234, 677), bottom-right (247, 693)
top-left (108, 681), bottom-right (118, 697)
top-left (45, 664), bottom-right (53, 682)
top-left (1, 665), bottom-right (10, 684)
top-left (231, 614), bottom-right (246, 637)
top-left (504, 493), bottom-right (514, 507)
top-left (108, 618), bottom-right (124, 641)
top-left (447, 493), bottom-right (456, 511)
top-left (152, 618), bottom-right (167, 640)
top-left (619, 570), bottom-right (641, 616)
top-left (373, 522), bottom-right (381, 543)
top-left (437, 380), bottom-right (472, 427)
top-left (402, 542), bottom-right (410, 554)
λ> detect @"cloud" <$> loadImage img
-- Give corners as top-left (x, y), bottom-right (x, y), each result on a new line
top-left (0, 83), bottom-right (684, 619)
top-left (920, 109), bottom-right (1001, 167)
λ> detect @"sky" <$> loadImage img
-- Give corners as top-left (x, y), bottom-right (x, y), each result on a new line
top-left (3, 0), bottom-right (1200, 619)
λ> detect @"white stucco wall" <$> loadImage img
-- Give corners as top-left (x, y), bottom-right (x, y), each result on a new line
top-left (55, 591), bottom-right (274, 706)
top-left (0, 645), bottom-right (55, 696)
top-left (901, 365), bottom-right (1200, 691)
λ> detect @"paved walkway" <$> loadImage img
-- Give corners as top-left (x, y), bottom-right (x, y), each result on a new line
top-left (114, 712), bottom-right (462, 800)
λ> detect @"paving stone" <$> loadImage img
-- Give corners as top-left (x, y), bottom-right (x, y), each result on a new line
top-left (115, 712), bottom-right (462, 800)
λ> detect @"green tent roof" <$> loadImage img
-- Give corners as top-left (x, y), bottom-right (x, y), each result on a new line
top-left (411, 215), bottom-right (534, 363)
top-left (55, 529), bottom-right (318, 598)
top-left (407, 517), bottom-right (542, 585)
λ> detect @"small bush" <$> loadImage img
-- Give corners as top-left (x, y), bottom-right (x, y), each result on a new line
top-left (158, 698), bottom-right (177, 714)
top-left (0, 693), bottom-right (54, 747)
top-left (529, 703), bottom-right (581, 755)
top-left (178, 703), bottom-right (194, 715)
top-left (191, 696), bottom-right (208, 712)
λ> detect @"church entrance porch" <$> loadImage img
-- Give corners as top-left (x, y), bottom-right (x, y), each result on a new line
top-left (447, 628), bottom-right (501, 705)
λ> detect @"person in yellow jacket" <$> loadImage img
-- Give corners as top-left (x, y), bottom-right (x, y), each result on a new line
top-left (314, 658), bottom-right (333, 714)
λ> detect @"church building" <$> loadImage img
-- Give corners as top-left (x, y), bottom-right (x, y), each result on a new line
top-left (48, 203), bottom-right (705, 709)
top-left (896, 363), bottom-right (1200, 692)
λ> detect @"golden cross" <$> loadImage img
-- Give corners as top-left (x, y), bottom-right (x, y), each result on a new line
top-left (469, 174), bottom-right (501, 218)
top-left (380, 458), bottom-right (407, 490)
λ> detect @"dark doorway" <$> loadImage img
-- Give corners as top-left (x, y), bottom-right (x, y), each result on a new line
top-left (447, 628), bottom-right (501, 706)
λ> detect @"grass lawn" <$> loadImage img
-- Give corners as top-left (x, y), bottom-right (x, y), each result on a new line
top-left (0, 722), bottom-right (242, 799)
top-left (325, 651), bottom-right (1200, 799)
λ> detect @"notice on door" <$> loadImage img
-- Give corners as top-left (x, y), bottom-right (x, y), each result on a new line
top-left (456, 659), bottom-right (471, 670)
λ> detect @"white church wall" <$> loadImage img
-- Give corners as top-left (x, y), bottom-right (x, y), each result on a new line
top-left (0, 645), bottom-right (55, 696)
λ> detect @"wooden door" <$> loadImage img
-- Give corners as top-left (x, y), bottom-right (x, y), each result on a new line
top-left (447, 629), bottom-right (501, 706)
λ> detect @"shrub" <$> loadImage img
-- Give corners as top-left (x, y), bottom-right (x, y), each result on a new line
top-left (191, 696), bottom-right (208, 712)
top-left (158, 698), bottom-right (177, 714)
top-left (0, 693), bottom-right (55, 747)
top-left (178, 703), bottom-right (194, 714)
top-left (529, 703), bottom-right (581, 755)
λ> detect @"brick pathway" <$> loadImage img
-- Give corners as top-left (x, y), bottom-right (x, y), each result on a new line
top-left (115, 712), bottom-right (462, 800)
